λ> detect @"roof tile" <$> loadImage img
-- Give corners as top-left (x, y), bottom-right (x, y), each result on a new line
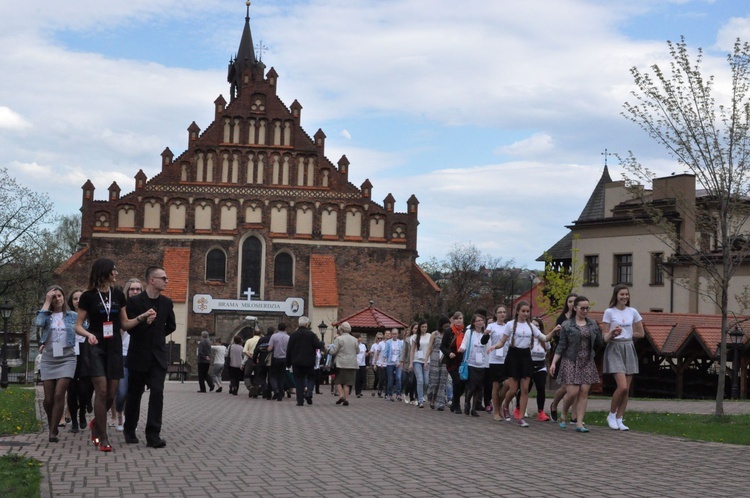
top-left (334, 306), bottom-right (407, 330)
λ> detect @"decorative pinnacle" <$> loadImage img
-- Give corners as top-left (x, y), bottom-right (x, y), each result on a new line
top-left (246, 1), bottom-right (251, 19)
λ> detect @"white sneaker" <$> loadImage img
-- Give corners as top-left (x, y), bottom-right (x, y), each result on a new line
top-left (617, 419), bottom-right (629, 431)
top-left (606, 413), bottom-right (619, 430)
top-left (517, 418), bottom-right (529, 428)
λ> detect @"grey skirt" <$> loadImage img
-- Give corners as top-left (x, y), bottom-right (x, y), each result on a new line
top-left (603, 340), bottom-right (639, 375)
top-left (40, 346), bottom-right (77, 381)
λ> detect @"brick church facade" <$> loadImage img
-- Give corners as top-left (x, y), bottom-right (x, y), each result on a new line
top-left (55, 6), bottom-right (440, 362)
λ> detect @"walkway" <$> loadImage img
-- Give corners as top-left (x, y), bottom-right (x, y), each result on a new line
top-left (2, 382), bottom-right (749, 497)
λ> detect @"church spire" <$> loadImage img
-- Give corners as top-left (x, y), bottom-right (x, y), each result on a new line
top-left (227, 1), bottom-right (258, 100)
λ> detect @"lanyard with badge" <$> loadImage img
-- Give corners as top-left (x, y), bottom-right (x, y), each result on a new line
top-left (98, 288), bottom-right (114, 339)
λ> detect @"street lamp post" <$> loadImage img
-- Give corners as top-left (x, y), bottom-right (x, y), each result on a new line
top-left (0, 301), bottom-right (14, 389)
top-left (729, 326), bottom-right (744, 400)
top-left (318, 321), bottom-right (327, 343)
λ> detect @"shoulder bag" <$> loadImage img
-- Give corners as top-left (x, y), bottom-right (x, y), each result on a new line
top-left (458, 330), bottom-right (473, 381)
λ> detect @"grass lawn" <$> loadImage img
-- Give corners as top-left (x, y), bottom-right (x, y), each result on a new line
top-left (0, 386), bottom-right (42, 498)
top-left (586, 410), bottom-right (750, 445)
top-left (0, 455), bottom-right (42, 498)
top-left (0, 387), bottom-right (40, 435)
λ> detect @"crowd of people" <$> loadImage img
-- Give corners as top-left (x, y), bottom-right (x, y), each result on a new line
top-left (224, 285), bottom-right (644, 433)
top-left (36, 256), bottom-right (642, 449)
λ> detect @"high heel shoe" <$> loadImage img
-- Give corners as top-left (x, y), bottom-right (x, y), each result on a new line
top-left (89, 420), bottom-right (99, 446)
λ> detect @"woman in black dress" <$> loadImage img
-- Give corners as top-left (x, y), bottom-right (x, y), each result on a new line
top-left (75, 258), bottom-right (155, 452)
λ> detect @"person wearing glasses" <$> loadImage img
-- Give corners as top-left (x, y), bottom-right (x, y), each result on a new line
top-left (549, 296), bottom-right (603, 432)
top-left (122, 266), bottom-right (176, 448)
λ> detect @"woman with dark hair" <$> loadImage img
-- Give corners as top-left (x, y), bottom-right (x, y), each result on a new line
top-left (424, 317), bottom-right (450, 410)
top-left (410, 319), bottom-right (430, 408)
top-left (75, 258), bottom-right (155, 452)
top-left (440, 311), bottom-right (466, 414)
top-left (601, 284), bottom-right (644, 431)
top-left (492, 300), bottom-right (551, 427)
top-left (400, 322), bottom-right (417, 404)
top-left (35, 285), bottom-right (79, 442)
top-left (549, 295), bottom-right (603, 432)
top-left (457, 313), bottom-right (490, 416)
top-left (549, 293), bottom-right (577, 422)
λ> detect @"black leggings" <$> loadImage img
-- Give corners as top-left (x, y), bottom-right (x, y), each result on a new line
top-left (515, 365), bottom-right (547, 411)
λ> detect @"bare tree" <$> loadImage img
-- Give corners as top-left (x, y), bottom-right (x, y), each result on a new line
top-left (419, 244), bottom-right (520, 316)
top-left (621, 37), bottom-right (750, 415)
top-left (0, 168), bottom-right (56, 299)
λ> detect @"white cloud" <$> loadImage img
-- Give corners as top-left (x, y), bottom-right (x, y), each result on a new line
top-left (0, 106), bottom-right (31, 131)
top-left (497, 133), bottom-right (554, 157)
top-left (0, 0), bottom-right (741, 267)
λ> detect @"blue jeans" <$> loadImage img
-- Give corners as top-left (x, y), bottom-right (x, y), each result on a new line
top-left (414, 362), bottom-right (429, 403)
top-left (386, 364), bottom-right (402, 397)
top-left (115, 359), bottom-right (129, 413)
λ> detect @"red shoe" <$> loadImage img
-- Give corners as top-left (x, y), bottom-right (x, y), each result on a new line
top-left (537, 410), bottom-right (550, 422)
top-left (513, 407), bottom-right (521, 420)
top-left (89, 420), bottom-right (99, 447)
top-left (99, 442), bottom-right (112, 452)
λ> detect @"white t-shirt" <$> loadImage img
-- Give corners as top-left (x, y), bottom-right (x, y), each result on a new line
top-left (122, 331), bottom-right (130, 357)
top-left (357, 343), bottom-right (366, 366)
top-left (458, 328), bottom-right (489, 368)
top-left (487, 322), bottom-right (509, 365)
top-left (410, 334), bottom-right (431, 363)
top-left (372, 342), bottom-right (386, 367)
top-left (50, 312), bottom-right (66, 345)
top-left (501, 320), bottom-right (545, 349)
top-left (602, 306), bottom-right (642, 341)
top-left (211, 345), bottom-right (227, 365)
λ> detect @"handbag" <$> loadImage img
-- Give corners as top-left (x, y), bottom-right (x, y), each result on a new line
top-left (458, 329), bottom-right (473, 381)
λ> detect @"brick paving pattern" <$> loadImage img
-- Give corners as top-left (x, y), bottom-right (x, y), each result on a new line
top-left (2, 382), bottom-right (750, 497)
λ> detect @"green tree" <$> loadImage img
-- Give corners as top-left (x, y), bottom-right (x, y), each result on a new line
top-left (622, 37), bottom-right (750, 415)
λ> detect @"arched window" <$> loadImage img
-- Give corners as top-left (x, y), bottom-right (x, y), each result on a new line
top-left (206, 249), bottom-right (226, 282)
top-left (274, 253), bottom-right (293, 287)
top-left (241, 236), bottom-right (263, 299)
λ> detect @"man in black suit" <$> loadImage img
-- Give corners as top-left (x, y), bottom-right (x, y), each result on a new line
top-left (286, 316), bottom-right (324, 406)
top-left (123, 266), bottom-right (176, 448)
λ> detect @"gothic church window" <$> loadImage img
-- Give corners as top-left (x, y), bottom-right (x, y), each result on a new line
top-left (274, 252), bottom-right (293, 287)
top-left (206, 248), bottom-right (226, 282)
top-left (240, 236), bottom-right (263, 300)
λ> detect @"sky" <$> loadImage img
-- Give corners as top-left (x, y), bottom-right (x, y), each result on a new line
top-left (1, 0), bottom-right (750, 269)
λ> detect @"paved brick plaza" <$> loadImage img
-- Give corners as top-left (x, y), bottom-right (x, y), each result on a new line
top-left (2, 381), bottom-right (749, 497)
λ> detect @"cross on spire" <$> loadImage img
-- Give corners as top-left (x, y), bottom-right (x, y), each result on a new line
top-left (601, 148), bottom-right (614, 167)
top-left (255, 39), bottom-right (268, 62)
